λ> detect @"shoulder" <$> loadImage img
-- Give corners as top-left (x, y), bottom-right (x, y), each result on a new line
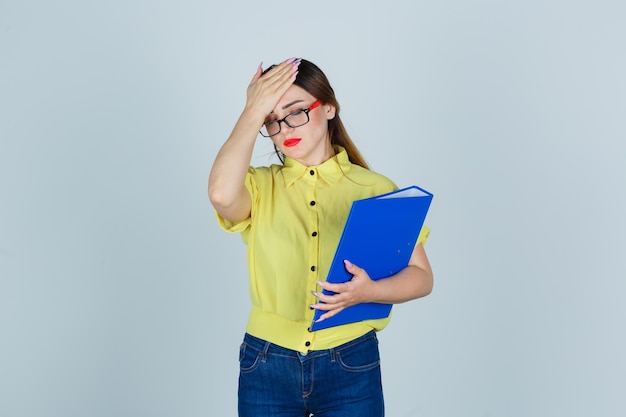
top-left (347, 164), bottom-right (398, 191)
top-left (248, 164), bottom-right (276, 176)
top-left (247, 164), bottom-right (283, 184)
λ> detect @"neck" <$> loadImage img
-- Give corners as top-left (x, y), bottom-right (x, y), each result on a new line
top-left (298, 142), bottom-right (335, 167)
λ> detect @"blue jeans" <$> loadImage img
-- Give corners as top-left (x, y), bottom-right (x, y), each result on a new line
top-left (238, 331), bottom-right (384, 417)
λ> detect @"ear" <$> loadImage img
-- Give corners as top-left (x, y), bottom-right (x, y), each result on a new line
top-left (324, 103), bottom-right (336, 120)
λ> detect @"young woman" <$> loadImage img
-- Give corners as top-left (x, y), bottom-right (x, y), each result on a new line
top-left (208, 57), bottom-right (433, 417)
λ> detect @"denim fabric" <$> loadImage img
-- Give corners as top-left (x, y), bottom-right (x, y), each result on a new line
top-left (238, 331), bottom-right (384, 417)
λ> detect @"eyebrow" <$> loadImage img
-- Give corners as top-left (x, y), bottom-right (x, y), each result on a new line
top-left (282, 100), bottom-right (305, 110)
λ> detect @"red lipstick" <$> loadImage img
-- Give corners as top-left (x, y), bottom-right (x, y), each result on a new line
top-left (283, 138), bottom-right (301, 147)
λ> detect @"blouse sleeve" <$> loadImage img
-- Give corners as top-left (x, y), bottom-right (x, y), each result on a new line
top-left (416, 226), bottom-right (431, 246)
top-left (214, 167), bottom-right (257, 233)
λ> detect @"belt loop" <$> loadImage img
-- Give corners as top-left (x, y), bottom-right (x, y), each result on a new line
top-left (261, 341), bottom-right (271, 363)
top-left (329, 347), bottom-right (336, 363)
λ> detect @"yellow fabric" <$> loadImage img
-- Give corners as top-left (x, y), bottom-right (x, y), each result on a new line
top-left (216, 147), bottom-right (429, 353)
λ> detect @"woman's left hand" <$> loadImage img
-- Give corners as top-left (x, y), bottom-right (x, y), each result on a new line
top-left (310, 260), bottom-right (377, 323)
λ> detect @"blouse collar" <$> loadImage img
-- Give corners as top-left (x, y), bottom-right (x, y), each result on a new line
top-left (281, 146), bottom-right (352, 187)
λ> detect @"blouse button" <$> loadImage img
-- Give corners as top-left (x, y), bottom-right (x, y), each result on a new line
top-left (310, 201), bottom-right (316, 206)
top-left (311, 266), bottom-right (316, 272)
top-left (305, 341), bottom-right (311, 347)
top-left (309, 170), bottom-right (315, 175)
top-left (311, 231), bottom-right (318, 237)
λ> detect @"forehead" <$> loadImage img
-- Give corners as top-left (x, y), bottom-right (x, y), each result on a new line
top-left (275, 85), bottom-right (315, 108)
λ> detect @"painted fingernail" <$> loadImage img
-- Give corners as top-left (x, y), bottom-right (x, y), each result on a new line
top-left (286, 57), bottom-right (296, 64)
top-left (292, 71), bottom-right (299, 79)
top-left (311, 290), bottom-right (318, 297)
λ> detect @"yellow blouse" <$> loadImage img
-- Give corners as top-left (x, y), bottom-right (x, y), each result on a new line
top-left (217, 147), bottom-right (429, 353)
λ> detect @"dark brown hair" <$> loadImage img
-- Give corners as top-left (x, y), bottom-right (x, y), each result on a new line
top-left (264, 59), bottom-right (370, 169)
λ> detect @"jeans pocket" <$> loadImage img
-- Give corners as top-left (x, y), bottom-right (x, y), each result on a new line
top-left (239, 343), bottom-right (262, 373)
top-left (335, 335), bottom-right (381, 372)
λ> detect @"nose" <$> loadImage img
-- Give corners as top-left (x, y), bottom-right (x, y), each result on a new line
top-left (280, 120), bottom-right (295, 134)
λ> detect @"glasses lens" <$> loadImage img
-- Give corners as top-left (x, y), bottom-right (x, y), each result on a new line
top-left (261, 107), bottom-right (312, 137)
top-left (284, 110), bottom-right (309, 128)
top-left (262, 121), bottom-right (280, 137)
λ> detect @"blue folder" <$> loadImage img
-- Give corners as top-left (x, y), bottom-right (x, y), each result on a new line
top-left (310, 185), bottom-right (433, 331)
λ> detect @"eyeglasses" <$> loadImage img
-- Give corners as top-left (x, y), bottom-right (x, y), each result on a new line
top-left (260, 100), bottom-right (322, 137)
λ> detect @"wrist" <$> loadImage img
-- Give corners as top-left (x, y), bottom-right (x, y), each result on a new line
top-left (234, 108), bottom-right (267, 136)
top-left (241, 105), bottom-right (268, 125)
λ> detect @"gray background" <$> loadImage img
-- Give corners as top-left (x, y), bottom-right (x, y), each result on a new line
top-left (1, 1), bottom-right (624, 416)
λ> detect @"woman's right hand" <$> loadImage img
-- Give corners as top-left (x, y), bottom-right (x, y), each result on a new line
top-left (244, 58), bottom-right (301, 117)
top-left (208, 58), bottom-right (301, 222)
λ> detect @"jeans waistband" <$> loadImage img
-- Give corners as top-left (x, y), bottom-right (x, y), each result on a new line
top-left (243, 330), bottom-right (377, 359)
